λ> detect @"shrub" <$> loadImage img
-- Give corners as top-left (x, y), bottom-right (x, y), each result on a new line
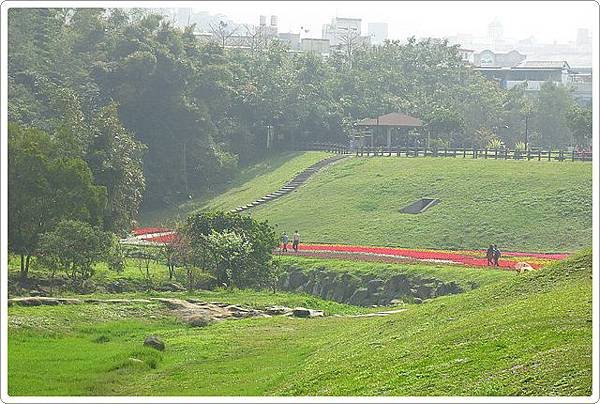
top-left (38, 220), bottom-right (112, 285)
top-left (182, 211), bottom-right (278, 289)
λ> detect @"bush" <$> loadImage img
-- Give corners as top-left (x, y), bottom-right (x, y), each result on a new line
top-left (182, 211), bottom-right (278, 289)
top-left (38, 220), bottom-right (112, 285)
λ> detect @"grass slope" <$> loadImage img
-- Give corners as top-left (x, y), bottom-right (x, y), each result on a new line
top-left (140, 151), bottom-right (331, 225)
top-left (249, 158), bottom-right (592, 252)
top-left (8, 251), bottom-right (592, 396)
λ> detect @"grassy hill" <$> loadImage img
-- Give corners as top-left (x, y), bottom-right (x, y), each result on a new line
top-left (246, 157), bottom-right (592, 252)
top-left (7, 250), bottom-right (592, 396)
top-left (140, 151), bottom-right (331, 225)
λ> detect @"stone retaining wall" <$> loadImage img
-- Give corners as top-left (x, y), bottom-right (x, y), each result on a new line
top-left (278, 266), bottom-right (471, 306)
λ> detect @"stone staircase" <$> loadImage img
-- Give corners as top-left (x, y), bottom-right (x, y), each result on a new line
top-left (230, 154), bottom-right (349, 214)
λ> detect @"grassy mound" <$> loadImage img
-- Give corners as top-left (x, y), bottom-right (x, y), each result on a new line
top-left (140, 151), bottom-right (331, 225)
top-left (8, 250), bottom-right (592, 396)
top-left (249, 158), bottom-right (591, 252)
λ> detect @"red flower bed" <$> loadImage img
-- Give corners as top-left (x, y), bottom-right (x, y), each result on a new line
top-left (132, 227), bottom-right (170, 236)
top-left (145, 233), bottom-right (177, 244)
top-left (290, 243), bottom-right (567, 270)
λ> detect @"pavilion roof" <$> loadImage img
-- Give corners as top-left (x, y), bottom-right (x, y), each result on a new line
top-left (357, 112), bottom-right (423, 127)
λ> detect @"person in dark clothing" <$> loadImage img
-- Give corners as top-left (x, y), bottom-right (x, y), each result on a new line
top-left (493, 244), bottom-right (501, 266)
top-left (486, 245), bottom-right (494, 266)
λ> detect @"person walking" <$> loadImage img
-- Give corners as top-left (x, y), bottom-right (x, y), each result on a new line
top-left (292, 230), bottom-right (300, 252)
top-left (281, 232), bottom-right (289, 252)
top-left (493, 244), bottom-right (501, 267)
top-left (486, 245), bottom-right (494, 266)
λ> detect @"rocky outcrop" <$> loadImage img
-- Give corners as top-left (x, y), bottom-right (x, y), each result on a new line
top-left (278, 266), bottom-right (468, 306)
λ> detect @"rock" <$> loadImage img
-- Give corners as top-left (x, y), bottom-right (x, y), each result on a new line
top-left (265, 306), bottom-right (292, 315)
top-left (186, 314), bottom-right (213, 327)
top-left (367, 279), bottom-right (385, 293)
top-left (56, 298), bottom-right (82, 305)
top-left (287, 269), bottom-right (309, 289)
top-left (29, 289), bottom-right (48, 297)
top-left (159, 282), bottom-right (185, 292)
top-left (143, 335), bottom-right (165, 351)
top-left (414, 284), bottom-right (435, 300)
top-left (435, 282), bottom-right (463, 297)
top-left (291, 307), bottom-right (324, 318)
top-left (348, 288), bottom-right (370, 306)
top-left (413, 298), bottom-right (423, 304)
top-left (383, 275), bottom-right (411, 298)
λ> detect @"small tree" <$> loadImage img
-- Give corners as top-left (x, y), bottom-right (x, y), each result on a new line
top-left (202, 229), bottom-right (253, 288)
top-left (38, 220), bottom-right (112, 287)
top-left (566, 104), bottom-right (592, 148)
top-left (183, 211), bottom-right (278, 289)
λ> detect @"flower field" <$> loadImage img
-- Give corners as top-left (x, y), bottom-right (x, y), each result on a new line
top-left (276, 243), bottom-right (567, 270)
top-left (128, 227), bottom-right (567, 270)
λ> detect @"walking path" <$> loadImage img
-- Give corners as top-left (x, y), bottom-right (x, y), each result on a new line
top-left (229, 154), bottom-right (349, 214)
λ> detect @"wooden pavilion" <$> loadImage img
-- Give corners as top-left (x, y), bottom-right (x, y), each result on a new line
top-left (354, 112), bottom-right (423, 148)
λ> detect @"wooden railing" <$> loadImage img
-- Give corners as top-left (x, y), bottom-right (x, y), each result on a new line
top-left (302, 143), bottom-right (593, 162)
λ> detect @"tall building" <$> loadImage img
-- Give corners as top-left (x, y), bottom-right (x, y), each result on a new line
top-left (322, 17), bottom-right (362, 46)
top-left (488, 17), bottom-right (504, 48)
top-left (368, 22), bottom-right (388, 45)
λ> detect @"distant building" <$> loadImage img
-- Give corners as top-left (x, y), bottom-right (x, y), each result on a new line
top-left (322, 17), bottom-right (362, 46)
top-left (474, 60), bottom-right (592, 106)
top-left (301, 38), bottom-right (330, 55)
top-left (488, 17), bottom-right (504, 48)
top-left (278, 32), bottom-right (301, 51)
top-left (458, 48), bottom-right (475, 64)
top-left (368, 22), bottom-right (388, 45)
top-left (474, 49), bottom-right (526, 67)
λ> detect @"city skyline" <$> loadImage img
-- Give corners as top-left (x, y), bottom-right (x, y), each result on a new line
top-left (183, 1), bottom-right (596, 44)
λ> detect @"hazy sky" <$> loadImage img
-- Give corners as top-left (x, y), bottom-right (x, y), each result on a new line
top-left (187, 1), bottom-right (596, 43)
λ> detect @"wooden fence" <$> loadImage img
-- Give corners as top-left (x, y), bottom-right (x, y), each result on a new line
top-left (303, 143), bottom-right (592, 162)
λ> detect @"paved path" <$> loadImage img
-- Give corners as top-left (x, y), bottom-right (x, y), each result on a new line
top-left (230, 154), bottom-right (349, 214)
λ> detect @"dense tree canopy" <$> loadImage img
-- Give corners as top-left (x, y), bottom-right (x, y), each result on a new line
top-left (8, 7), bottom-right (592, 222)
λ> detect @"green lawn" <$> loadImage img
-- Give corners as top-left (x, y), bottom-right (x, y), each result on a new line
top-left (140, 151), bottom-right (331, 225)
top-left (7, 250), bottom-right (592, 396)
top-left (247, 157), bottom-right (592, 252)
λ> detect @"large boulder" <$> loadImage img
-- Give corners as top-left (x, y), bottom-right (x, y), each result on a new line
top-left (292, 307), bottom-right (324, 318)
top-left (435, 282), bottom-right (463, 297)
top-left (287, 269), bottom-right (309, 290)
top-left (159, 282), bottom-right (185, 292)
top-left (265, 306), bottom-right (292, 315)
top-left (383, 274), bottom-right (411, 298)
top-left (414, 284), bottom-right (436, 300)
top-left (143, 335), bottom-right (165, 351)
top-left (348, 288), bottom-right (370, 306)
top-left (186, 314), bottom-right (213, 327)
top-left (367, 279), bottom-right (385, 293)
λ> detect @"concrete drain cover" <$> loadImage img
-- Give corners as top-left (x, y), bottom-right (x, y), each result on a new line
top-left (400, 198), bottom-right (440, 214)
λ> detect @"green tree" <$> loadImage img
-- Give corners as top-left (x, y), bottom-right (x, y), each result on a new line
top-left (183, 211), bottom-right (278, 289)
top-left (87, 103), bottom-right (146, 234)
top-left (8, 124), bottom-right (107, 279)
top-left (38, 220), bottom-right (112, 284)
top-left (566, 104), bottom-right (592, 148)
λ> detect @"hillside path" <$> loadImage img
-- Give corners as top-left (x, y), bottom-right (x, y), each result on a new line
top-left (230, 154), bottom-right (349, 214)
